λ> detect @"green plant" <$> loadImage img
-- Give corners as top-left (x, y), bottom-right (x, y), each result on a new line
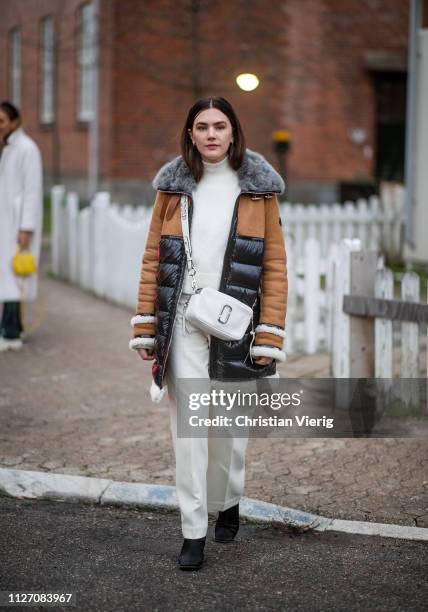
top-left (43, 194), bottom-right (51, 235)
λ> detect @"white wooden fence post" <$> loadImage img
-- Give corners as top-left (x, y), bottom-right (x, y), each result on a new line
top-left (326, 242), bottom-right (339, 356)
top-left (400, 272), bottom-right (420, 412)
top-left (78, 207), bottom-right (92, 290)
top-left (331, 238), bottom-right (362, 377)
top-left (401, 272), bottom-right (420, 377)
top-left (66, 192), bottom-right (79, 284)
top-left (92, 192), bottom-right (110, 298)
top-left (375, 268), bottom-right (394, 378)
top-left (293, 204), bottom-right (305, 266)
top-left (285, 230), bottom-right (297, 354)
top-left (304, 237), bottom-right (320, 354)
top-left (368, 195), bottom-right (381, 251)
top-left (319, 204), bottom-right (330, 259)
top-left (50, 185), bottom-right (65, 276)
top-left (348, 248), bottom-right (378, 377)
top-left (374, 267), bottom-right (395, 415)
top-left (331, 203), bottom-right (342, 245)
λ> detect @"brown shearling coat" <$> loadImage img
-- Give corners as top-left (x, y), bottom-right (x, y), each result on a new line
top-left (133, 193), bottom-right (287, 350)
top-left (130, 149), bottom-right (288, 401)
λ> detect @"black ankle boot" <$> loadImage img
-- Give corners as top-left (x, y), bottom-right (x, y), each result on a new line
top-left (178, 536), bottom-right (206, 570)
top-left (215, 503), bottom-right (239, 543)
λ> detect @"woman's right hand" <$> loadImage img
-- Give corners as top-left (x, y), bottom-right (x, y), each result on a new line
top-left (137, 348), bottom-right (155, 361)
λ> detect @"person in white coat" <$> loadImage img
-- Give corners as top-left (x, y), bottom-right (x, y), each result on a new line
top-left (0, 101), bottom-right (43, 351)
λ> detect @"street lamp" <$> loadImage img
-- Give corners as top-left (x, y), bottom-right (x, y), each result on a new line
top-left (236, 73), bottom-right (259, 91)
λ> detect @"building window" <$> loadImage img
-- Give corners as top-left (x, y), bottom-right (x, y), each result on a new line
top-left (374, 71), bottom-right (407, 183)
top-left (77, 2), bottom-right (96, 122)
top-left (10, 28), bottom-right (21, 107)
top-left (41, 16), bottom-right (55, 124)
top-left (423, 0), bottom-right (428, 28)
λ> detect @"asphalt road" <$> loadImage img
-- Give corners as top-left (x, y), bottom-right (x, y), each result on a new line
top-left (0, 497), bottom-right (426, 612)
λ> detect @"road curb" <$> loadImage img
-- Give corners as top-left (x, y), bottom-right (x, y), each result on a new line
top-left (1, 467), bottom-right (427, 542)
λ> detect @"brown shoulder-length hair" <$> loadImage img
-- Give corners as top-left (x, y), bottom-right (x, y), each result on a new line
top-left (180, 97), bottom-right (246, 182)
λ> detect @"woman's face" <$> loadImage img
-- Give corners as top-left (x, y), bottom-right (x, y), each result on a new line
top-left (0, 110), bottom-right (19, 140)
top-left (188, 107), bottom-right (234, 163)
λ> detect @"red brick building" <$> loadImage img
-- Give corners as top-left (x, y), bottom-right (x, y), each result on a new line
top-left (0, 0), bottom-right (409, 204)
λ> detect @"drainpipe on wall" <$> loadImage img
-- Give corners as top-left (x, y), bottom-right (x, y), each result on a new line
top-left (87, 0), bottom-right (100, 201)
top-left (404, 0), bottom-right (422, 247)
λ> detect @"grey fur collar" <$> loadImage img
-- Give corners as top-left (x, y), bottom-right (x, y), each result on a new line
top-left (152, 148), bottom-right (285, 195)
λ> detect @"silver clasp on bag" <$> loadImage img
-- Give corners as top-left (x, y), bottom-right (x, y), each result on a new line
top-left (218, 304), bottom-right (232, 324)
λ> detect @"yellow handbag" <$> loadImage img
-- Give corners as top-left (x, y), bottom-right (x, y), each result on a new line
top-left (12, 245), bottom-right (37, 277)
top-left (11, 244), bottom-right (42, 334)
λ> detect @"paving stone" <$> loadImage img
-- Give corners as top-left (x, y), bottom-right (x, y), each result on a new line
top-left (1, 457), bottom-right (24, 466)
top-left (39, 460), bottom-right (65, 470)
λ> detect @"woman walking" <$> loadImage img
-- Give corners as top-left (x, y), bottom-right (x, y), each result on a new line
top-left (130, 97), bottom-right (288, 570)
top-left (0, 101), bottom-right (43, 351)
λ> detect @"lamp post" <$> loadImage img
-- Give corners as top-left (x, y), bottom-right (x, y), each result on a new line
top-left (272, 130), bottom-right (291, 183)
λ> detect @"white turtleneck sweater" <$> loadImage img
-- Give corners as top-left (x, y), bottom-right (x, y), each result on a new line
top-left (182, 156), bottom-right (241, 294)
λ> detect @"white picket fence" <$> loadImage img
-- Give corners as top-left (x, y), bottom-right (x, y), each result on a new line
top-left (283, 183), bottom-right (405, 273)
top-left (51, 186), bottom-right (153, 308)
top-left (50, 185), bottom-right (406, 356)
top-left (329, 238), bottom-right (427, 380)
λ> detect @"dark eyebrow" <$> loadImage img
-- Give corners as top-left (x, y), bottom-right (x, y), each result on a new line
top-left (195, 121), bottom-right (227, 126)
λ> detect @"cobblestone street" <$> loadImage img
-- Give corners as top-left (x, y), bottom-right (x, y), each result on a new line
top-left (0, 254), bottom-right (427, 527)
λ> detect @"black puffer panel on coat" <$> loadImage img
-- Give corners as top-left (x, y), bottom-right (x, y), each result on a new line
top-left (208, 234), bottom-right (276, 380)
top-left (152, 236), bottom-right (186, 389)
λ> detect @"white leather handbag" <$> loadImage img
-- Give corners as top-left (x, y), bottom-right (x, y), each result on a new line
top-left (180, 195), bottom-right (254, 342)
top-left (184, 286), bottom-right (254, 341)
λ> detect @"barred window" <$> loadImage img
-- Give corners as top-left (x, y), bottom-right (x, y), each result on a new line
top-left (41, 16), bottom-right (55, 124)
top-left (77, 2), bottom-right (96, 122)
top-left (10, 27), bottom-right (21, 107)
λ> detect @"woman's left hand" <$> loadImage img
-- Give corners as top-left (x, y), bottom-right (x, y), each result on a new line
top-left (18, 230), bottom-right (33, 251)
top-left (254, 356), bottom-right (273, 366)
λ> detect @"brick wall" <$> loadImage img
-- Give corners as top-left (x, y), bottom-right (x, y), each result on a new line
top-left (0, 0), bottom-right (409, 203)
top-left (0, 1), bottom-right (91, 188)
top-left (282, 0), bottom-right (409, 195)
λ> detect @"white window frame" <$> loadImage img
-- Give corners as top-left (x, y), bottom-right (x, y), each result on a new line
top-left (78, 2), bottom-right (96, 122)
top-left (40, 16), bottom-right (55, 124)
top-left (10, 27), bottom-right (21, 107)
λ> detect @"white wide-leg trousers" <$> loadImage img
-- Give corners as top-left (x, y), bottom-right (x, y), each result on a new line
top-left (164, 293), bottom-right (250, 539)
